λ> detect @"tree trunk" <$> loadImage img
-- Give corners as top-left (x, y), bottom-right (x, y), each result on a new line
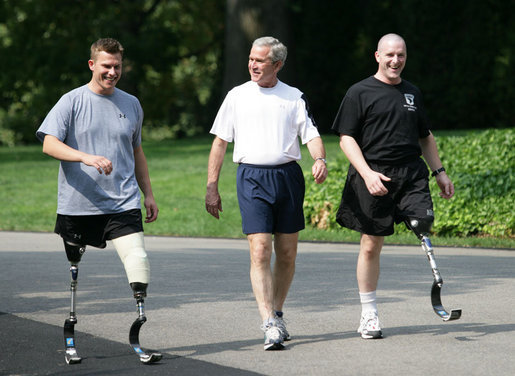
top-left (221, 0), bottom-right (293, 97)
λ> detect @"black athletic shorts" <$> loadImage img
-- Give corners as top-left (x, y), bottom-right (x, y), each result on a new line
top-left (54, 209), bottom-right (143, 248)
top-left (237, 161), bottom-right (305, 234)
top-left (336, 158), bottom-right (434, 236)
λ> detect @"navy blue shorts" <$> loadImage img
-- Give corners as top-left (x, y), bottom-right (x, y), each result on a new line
top-left (237, 161), bottom-right (305, 234)
top-left (54, 209), bottom-right (144, 248)
top-left (336, 159), bottom-right (434, 236)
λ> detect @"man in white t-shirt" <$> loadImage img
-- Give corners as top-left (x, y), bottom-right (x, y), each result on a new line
top-left (205, 36), bottom-right (328, 350)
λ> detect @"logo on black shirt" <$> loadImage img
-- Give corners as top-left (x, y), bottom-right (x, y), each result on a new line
top-left (403, 94), bottom-right (417, 111)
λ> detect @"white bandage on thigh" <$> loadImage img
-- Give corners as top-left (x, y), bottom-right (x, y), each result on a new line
top-left (112, 232), bottom-right (150, 284)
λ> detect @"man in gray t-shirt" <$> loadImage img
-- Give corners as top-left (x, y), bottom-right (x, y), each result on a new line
top-left (36, 38), bottom-right (161, 364)
top-left (37, 84), bottom-right (144, 215)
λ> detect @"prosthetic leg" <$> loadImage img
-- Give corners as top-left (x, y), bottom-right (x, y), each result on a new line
top-left (405, 217), bottom-right (462, 321)
top-left (129, 282), bottom-right (162, 364)
top-left (63, 241), bottom-right (86, 364)
top-left (112, 233), bottom-right (162, 364)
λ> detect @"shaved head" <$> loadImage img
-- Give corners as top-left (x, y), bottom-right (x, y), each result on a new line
top-left (377, 33), bottom-right (406, 53)
top-left (374, 33), bottom-right (407, 85)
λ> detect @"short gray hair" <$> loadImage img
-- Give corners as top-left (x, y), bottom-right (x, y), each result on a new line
top-left (252, 36), bottom-right (287, 65)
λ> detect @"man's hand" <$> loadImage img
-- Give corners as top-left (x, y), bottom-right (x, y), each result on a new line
top-left (436, 172), bottom-right (454, 199)
top-left (363, 170), bottom-right (391, 196)
top-left (312, 159), bottom-right (328, 184)
top-left (143, 196), bottom-right (159, 223)
top-left (205, 185), bottom-right (223, 219)
top-left (82, 155), bottom-right (113, 175)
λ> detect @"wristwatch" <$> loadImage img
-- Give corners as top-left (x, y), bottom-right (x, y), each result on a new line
top-left (315, 157), bottom-right (327, 164)
top-left (431, 167), bottom-right (446, 177)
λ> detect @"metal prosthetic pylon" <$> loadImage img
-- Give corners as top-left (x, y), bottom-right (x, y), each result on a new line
top-left (64, 263), bottom-right (82, 364)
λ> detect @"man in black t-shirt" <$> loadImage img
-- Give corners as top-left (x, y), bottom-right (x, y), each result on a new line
top-left (331, 33), bottom-right (454, 339)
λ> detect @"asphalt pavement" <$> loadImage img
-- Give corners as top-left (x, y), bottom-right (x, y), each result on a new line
top-left (0, 231), bottom-right (513, 375)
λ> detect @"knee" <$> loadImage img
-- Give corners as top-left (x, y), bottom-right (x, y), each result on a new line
top-left (359, 247), bottom-right (381, 261)
top-left (63, 241), bottom-right (86, 264)
top-left (406, 215), bottom-right (434, 238)
top-left (275, 246), bottom-right (297, 266)
top-left (250, 242), bottom-right (272, 266)
top-left (359, 235), bottom-right (383, 260)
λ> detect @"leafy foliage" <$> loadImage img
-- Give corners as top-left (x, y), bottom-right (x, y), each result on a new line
top-left (0, 0), bottom-right (224, 145)
top-left (304, 129), bottom-right (515, 238)
top-left (0, 0), bottom-right (513, 146)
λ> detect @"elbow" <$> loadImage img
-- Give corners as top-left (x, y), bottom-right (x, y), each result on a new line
top-left (339, 134), bottom-right (353, 148)
top-left (41, 135), bottom-right (56, 156)
top-left (42, 142), bottom-right (51, 156)
top-left (213, 137), bottom-right (228, 151)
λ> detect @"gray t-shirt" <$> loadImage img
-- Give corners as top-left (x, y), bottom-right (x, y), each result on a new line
top-left (36, 85), bottom-right (143, 215)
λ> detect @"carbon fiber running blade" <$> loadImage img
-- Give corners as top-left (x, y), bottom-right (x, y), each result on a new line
top-left (129, 316), bottom-right (146, 353)
top-left (129, 316), bottom-right (162, 364)
top-left (431, 281), bottom-right (462, 321)
top-left (64, 318), bottom-right (82, 364)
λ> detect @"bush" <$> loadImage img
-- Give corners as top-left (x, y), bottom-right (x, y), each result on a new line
top-left (304, 129), bottom-right (514, 238)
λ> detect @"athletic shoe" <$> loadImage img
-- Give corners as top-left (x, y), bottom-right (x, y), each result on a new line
top-left (357, 311), bottom-right (383, 339)
top-left (274, 311), bottom-right (291, 341)
top-left (261, 321), bottom-right (285, 351)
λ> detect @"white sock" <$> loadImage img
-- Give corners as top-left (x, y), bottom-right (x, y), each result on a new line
top-left (359, 291), bottom-right (378, 315)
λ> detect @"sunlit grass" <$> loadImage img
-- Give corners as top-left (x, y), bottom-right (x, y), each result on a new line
top-left (1, 133), bottom-right (513, 249)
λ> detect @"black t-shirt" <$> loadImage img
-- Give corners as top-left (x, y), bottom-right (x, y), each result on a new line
top-left (331, 76), bottom-right (431, 164)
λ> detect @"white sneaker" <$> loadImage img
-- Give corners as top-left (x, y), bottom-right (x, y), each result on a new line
top-left (274, 311), bottom-right (291, 341)
top-left (357, 311), bottom-right (383, 339)
top-left (261, 320), bottom-right (285, 351)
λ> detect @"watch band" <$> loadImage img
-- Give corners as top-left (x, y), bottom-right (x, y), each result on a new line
top-left (315, 157), bottom-right (327, 164)
top-left (431, 167), bottom-right (446, 177)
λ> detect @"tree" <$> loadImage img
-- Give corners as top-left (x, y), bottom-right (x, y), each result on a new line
top-left (221, 0), bottom-right (293, 96)
top-left (0, 0), bottom-right (224, 145)
top-left (0, 0), bottom-right (512, 146)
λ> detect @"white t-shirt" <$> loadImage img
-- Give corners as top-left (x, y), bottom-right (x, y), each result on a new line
top-left (210, 80), bottom-right (320, 165)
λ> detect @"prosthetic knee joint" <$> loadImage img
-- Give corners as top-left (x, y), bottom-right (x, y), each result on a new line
top-left (405, 215), bottom-right (434, 240)
top-left (64, 240), bottom-right (86, 264)
top-left (131, 282), bottom-right (148, 319)
top-left (405, 216), bottom-right (441, 282)
top-left (63, 240), bottom-right (86, 364)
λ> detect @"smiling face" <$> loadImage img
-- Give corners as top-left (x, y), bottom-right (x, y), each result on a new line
top-left (374, 35), bottom-right (407, 85)
top-left (88, 51), bottom-right (122, 95)
top-left (248, 45), bottom-right (282, 88)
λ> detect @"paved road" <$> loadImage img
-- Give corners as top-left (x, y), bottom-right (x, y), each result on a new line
top-left (0, 231), bottom-right (513, 375)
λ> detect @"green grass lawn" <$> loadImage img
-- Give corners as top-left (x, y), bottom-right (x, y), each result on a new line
top-left (0, 132), bottom-right (513, 249)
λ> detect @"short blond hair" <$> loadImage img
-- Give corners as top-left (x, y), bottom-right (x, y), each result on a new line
top-left (90, 38), bottom-right (124, 60)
